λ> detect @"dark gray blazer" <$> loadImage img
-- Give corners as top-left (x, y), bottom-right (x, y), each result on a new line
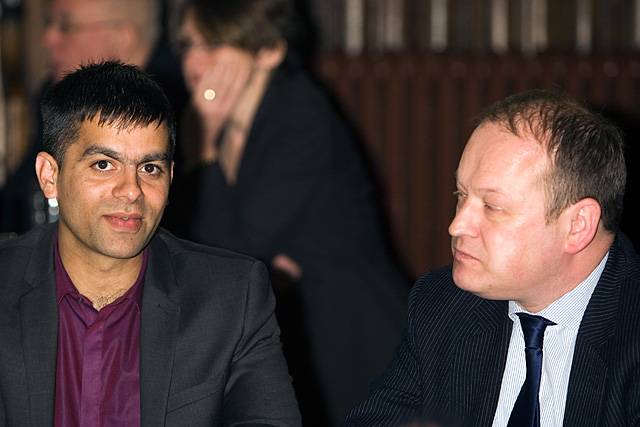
top-left (347, 233), bottom-right (640, 427)
top-left (0, 223), bottom-right (301, 427)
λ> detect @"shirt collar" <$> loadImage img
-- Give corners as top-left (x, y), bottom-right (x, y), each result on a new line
top-left (508, 251), bottom-right (609, 330)
top-left (54, 236), bottom-right (148, 309)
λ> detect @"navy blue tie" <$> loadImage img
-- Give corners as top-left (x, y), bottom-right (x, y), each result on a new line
top-left (507, 313), bottom-right (556, 427)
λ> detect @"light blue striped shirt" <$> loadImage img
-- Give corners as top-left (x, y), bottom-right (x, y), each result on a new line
top-left (491, 252), bottom-right (609, 427)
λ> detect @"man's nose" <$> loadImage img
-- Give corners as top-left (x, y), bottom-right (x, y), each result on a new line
top-left (113, 167), bottom-right (143, 203)
top-left (448, 199), bottom-right (479, 238)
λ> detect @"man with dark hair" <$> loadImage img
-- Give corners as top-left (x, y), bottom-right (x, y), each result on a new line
top-left (0, 0), bottom-right (188, 235)
top-left (347, 90), bottom-right (640, 426)
top-left (0, 61), bottom-right (300, 426)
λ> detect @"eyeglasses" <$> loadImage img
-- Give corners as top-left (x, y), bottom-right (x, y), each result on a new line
top-left (45, 17), bottom-right (123, 36)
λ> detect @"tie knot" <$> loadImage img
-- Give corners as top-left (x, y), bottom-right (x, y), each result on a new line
top-left (516, 312), bottom-right (555, 350)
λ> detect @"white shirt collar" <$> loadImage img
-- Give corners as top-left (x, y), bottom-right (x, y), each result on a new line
top-left (508, 252), bottom-right (609, 330)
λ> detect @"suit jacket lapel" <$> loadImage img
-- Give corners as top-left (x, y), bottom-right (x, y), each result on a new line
top-left (140, 234), bottom-right (180, 427)
top-left (19, 225), bottom-right (58, 427)
top-left (14, 226), bottom-right (183, 427)
top-left (447, 296), bottom-right (512, 426)
top-left (472, 299), bottom-right (512, 426)
top-left (563, 239), bottom-right (623, 427)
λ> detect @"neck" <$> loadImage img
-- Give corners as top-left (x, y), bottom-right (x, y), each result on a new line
top-left (519, 231), bottom-right (614, 313)
top-left (58, 238), bottom-right (143, 308)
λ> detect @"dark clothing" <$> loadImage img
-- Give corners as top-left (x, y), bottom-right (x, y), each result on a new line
top-left (54, 244), bottom-right (147, 427)
top-left (144, 39), bottom-right (189, 127)
top-left (187, 57), bottom-right (409, 426)
top-left (0, 223), bottom-right (301, 426)
top-left (0, 118), bottom-right (45, 234)
top-left (0, 40), bottom-right (188, 235)
top-left (346, 234), bottom-right (640, 427)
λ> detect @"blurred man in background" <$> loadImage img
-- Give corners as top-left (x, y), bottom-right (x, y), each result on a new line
top-left (43, 0), bottom-right (186, 103)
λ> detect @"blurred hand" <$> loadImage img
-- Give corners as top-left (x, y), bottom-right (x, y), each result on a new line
top-left (190, 47), bottom-right (255, 166)
top-left (191, 46), bottom-right (254, 133)
top-left (272, 254), bottom-right (303, 281)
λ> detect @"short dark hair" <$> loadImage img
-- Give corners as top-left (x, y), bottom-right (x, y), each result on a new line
top-left (181, 0), bottom-right (295, 53)
top-left (41, 61), bottom-right (176, 166)
top-left (477, 89), bottom-right (626, 232)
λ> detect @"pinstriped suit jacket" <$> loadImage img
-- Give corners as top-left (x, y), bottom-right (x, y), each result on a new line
top-left (346, 234), bottom-right (640, 427)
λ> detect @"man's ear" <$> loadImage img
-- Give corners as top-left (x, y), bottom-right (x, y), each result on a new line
top-left (255, 42), bottom-right (286, 71)
top-left (35, 152), bottom-right (60, 199)
top-left (564, 197), bottom-right (601, 254)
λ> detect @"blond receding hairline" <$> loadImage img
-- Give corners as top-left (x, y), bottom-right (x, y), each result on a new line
top-left (97, 0), bottom-right (160, 44)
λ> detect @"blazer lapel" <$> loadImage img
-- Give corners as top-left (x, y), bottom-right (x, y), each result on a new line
top-left (19, 225), bottom-right (58, 427)
top-left (471, 299), bottom-right (512, 426)
top-left (563, 242), bottom-right (623, 427)
top-left (447, 296), bottom-right (512, 426)
top-left (140, 234), bottom-right (180, 427)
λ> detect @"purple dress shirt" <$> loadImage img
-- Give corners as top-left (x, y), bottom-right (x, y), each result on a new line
top-left (54, 243), bottom-right (148, 427)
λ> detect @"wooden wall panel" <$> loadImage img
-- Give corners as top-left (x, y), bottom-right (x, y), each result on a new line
top-left (316, 54), bottom-right (640, 277)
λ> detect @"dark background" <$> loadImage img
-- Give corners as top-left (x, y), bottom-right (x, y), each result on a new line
top-left (3, 0), bottom-right (640, 276)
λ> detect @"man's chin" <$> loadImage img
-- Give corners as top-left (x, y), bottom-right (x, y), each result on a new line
top-left (452, 264), bottom-right (468, 288)
top-left (98, 232), bottom-right (153, 260)
top-left (452, 270), bottom-right (506, 301)
top-left (452, 264), bottom-right (481, 293)
top-left (100, 244), bottom-right (147, 260)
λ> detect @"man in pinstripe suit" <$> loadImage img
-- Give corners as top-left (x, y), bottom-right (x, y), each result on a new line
top-left (347, 90), bottom-right (640, 427)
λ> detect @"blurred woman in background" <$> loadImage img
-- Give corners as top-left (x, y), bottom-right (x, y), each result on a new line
top-left (174, 0), bottom-right (409, 424)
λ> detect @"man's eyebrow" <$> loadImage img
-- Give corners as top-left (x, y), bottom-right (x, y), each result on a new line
top-left (479, 188), bottom-right (507, 197)
top-left (81, 145), bottom-right (170, 164)
top-left (82, 145), bottom-right (121, 161)
top-left (452, 178), bottom-right (506, 196)
top-left (139, 152), bottom-right (170, 163)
